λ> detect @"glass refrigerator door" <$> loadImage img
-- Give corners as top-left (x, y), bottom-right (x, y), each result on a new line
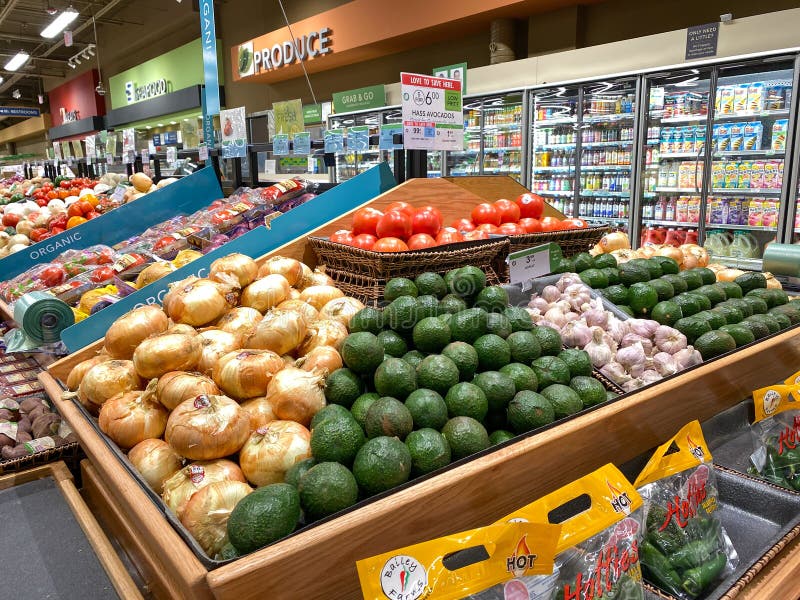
top-left (328, 112), bottom-right (381, 182)
top-left (638, 69), bottom-right (712, 248)
top-left (705, 59), bottom-right (795, 269)
top-left (481, 93), bottom-right (524, 181)
top-left (446, 99), bottom-right (482, 177)
top-left (579, 78), bottom-right (638, 232)
top-left (530, 85), bottom-right (579, 216)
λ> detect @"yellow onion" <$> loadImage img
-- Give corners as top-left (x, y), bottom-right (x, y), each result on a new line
top-left (300, 267), bottom-right (335, 289)
top-left (766, 273), bottom-right (783, 290)
top-left (79, 360), bottom-right (142, 408)
top-left (163, 277), bottom-right (237, 326)
top-left (239, 396), bottom-right (277, 431)
top-left (280, 354), bottom-right (295, 366)
top-left (298, 319), bottom-right (348, 355)
top-left (277, 299), bottom-right (319, 324)
top-left (288, 288), bottom-right (301, 300)
top-left (130, 172), bottom-right (153, 192)
top-left (196, 329), bottom-right (241, 375)
top-left (655, 245), bottom-right (684, 266)
top-left (716, 268), bottom-right (745, 282)
top-left (266, 367), bottom-right (326, 427)
top-left (66, 353), bottom-right (108, 391)
top-left (639, 245), bottom-right (657, 257)
top-left (680, 244), bottom-right (709, 268)
top-left (300, 285), bottom-right (344, 311)
top-left (258, 256), bottom-right (304, 286)
top-left (216, 307), bottom-right (263, 344)
top-left (165, 394), bottom-right (250, 460)
top-left (298, 346), bottom-right (342, 374)
top-left (246, 309), bottom-right (307, 355)
top-left (168, 323), bottom-right (199, 336)
top-left (239, 420), bottom-right (311, 486)
top-left (162, 459), bottom-right (245, 517)
top-left (210, 253), bottom-right (259, 288)
top-left (241, 274), bottom-right (291, 312)
top-left (598, 231), bottom-right (631, 253)
top-left (156, 371), bottom-right (220, 411)
top-left (181, 480), bottom-right (252, 557)
top-left (99, 389), bottom-right (169, 449)
top-left (319, 297), bottom-right (365, 328)
top-left (104, 305), bottom-right (169, 359)
top-left (128, 438), bottom-right (183, 494)
top-left (133, 332), bottom-right (202, 379)
top-left (213, 349), bottom-right (285, 399)
top-left (136, 262), bottom-right (176, 288)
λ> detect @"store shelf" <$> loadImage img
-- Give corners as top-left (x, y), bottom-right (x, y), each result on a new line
top-left (654, 187), bottom-right (700, 193)
top-left (535, 117), bottom-right (576, 126)
top-left (657, 114), bottom-right (708, 123)
top-left (581, 140), bottom-right (634, 148)
top-left (582, 216), bottom-right (629, 223)
top-left (581, 190), bottom-right (630, 197)
top-left (714, 109), bottom-right (789, 122)
top-left (707, 223), bottom-right (776, 231)
top-left (659, 152), bottom-right (703, 159)
top-left (484, 122), bottom-right (522, 130)
top-left (483, 146), bottom-right (522, 152)
top-left (532, 166), bottom-right (575, 172)
top-left (713, 150), bottom-right (785, 158)
top-left (535, 189), bottom-right (573, 196)
top-left (643, 192), bottom-right (657, 198)
top-left (642, 219), bottom-right (699, 227)
top-left (533, 142), bottom-right (577, 150)
top-left (711, 188), bottom-right (782, 196)
top-left (581, 164), bottom-right (631, 171)
top-left (483, 168), bottom-right (522, 174)
top-left (711, 255), bottom-right (763, 270)
top-left (583, 113), bottom-right (635, 123)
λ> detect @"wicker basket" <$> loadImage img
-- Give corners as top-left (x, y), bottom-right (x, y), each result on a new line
top-left (308, 236), bottom-right (510, 280)
top-left (506, 225), bottom-right (610, 257)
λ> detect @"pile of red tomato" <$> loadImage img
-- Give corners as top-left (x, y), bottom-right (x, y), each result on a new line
top-left (329, 193), bottom-right (588, 252)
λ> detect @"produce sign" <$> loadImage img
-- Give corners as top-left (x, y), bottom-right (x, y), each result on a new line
top-left (401, 72), bottom-right (463, 151)
top-left (749, 378), bottom-right (800, 491)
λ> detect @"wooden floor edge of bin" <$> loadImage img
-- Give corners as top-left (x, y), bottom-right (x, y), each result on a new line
top-left (0, 461), bottom-right (144, 600)
top-left (37, 371), bottom-right (213, 600)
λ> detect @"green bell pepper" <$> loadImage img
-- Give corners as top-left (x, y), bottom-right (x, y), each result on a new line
top-left (669, 539), bottom-right (719, 569)
top-left (681, 552), bottom-right (727, 597)
top-left (641, 540), bottom-right (683, 597)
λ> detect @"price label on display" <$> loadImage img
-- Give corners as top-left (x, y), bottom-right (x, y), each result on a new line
top-left (125, 150), bottom-right (136, 164)
top-left (105, 153), bottom-right (114, 165)
top-left (198, 143), bottom-right (209, 161)
top-left (141, 149), bottom-right (150, 165)
top-left (508, 243), bottom-right (553, 289)
top-left (400, 72), bottom-right (463, 151)
top-left (166, 147), bottom-right (177, 166)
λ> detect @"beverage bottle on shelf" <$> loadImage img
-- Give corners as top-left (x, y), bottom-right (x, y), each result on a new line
top-left (685, 229), bottom-right (698, 245)
top-left (665, 196), bottom-right (677, 221)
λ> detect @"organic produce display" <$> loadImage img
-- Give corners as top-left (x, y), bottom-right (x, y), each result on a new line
top-left (65, 253), bottom-right (358, 558)
top-left (328, 193), bottom-right (587, 252)
top-left (0, 394), bottom-right (76, 460)
top-left (749, 378), bottom-right (800, 491)
top-left (524, 273), bottom-right (702, 391)
top-left (635, 422), bottom-right (738, 599)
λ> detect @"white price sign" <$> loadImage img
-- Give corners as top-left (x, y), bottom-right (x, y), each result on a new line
top-left (198, 143), bottom-right (209, 161)
top-left (400, 72), bottom-right (463, 151)
top-left (141, 149), bottom-right (150, 165)
top-left (508, 243), bottom-right (553, 289)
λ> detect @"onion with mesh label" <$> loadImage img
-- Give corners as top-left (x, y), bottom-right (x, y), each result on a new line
top-left (257, 256), bottom-right (303, 287)
top-left (162, 458), bottom-right (245, 517)
top-left (79, 360), bottom-right (142, 408)
top-left (210, 253), bottom-right (259, 288)
top-left (163, 277), bottom-right (237, 326)
top-left (298, 319), bottom-right (348, 355)
top-left (181, 480), bottom-right (252, 557)
top-left (104, 305), bottom-right (169, 359)
top-left (297, 346), bottom-right (342, 374)
top-left (133, 332), bottom-right (203, 379)
top-left (196, 329), bottom-right (241, 375)
top-left (239, 396), bottom-right (277, 431)
top-left (276, 299), bottom-right (318, 324)
top-left (165, 394), bottom-right (250, 460)
top-left (241, 274), bottom-right (291, 313)
top-left (239, 420), bottom-right (311, 486)
top-left (213, 349), bottom-right (285, 399)
top-left (245, 309), bottom-right (307, 355)
top-left (66, 353), bottom-right (109, 391)
top-left (216, 307), bottom-right (263, 344)
top-left (156, 371), bottom-right (220, 411)
top-left (318, 296), bottom-right (365, 328)
top-left (299, 285), bottom-right (344, 311)
top-left (99, 388), bottom-right (169, 449)
top-left (128, 438), bottom-right (183, 493)
top-left (265, 367), bottom-right (326, 427)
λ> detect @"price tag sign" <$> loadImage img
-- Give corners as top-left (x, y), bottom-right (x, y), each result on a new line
top-left (125, 150), bottom-right (136, 164)
top-left (141, 149), bottom-right (150, 165)
top-left (293, 132), bottom-right (311, 156)
top-left (401, 72), bottom-right (463, 151)
top-left (264, 159), bottom-right (277, 174)
top-left (166, 147), bottom-right (177, 166)
top-left (105, 153), bottom-right (114, 165)
top-left (273, 134), bottom-right (289, 156)
top-left (507, 243), bottom-right (553, 289)
top-left (198, 143), bottom-right (209, 161)
top-left (324, 129), bottom-right (344, 153)
top-left (111, 185), bottom-right (127, 202)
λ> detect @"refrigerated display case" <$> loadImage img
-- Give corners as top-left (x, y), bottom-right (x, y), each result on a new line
top-left (446, 93), bottom-right (524, 181)
top-left (328, 110), bottom-right (383, 181)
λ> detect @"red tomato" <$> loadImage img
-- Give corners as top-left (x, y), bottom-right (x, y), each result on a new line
top-left (464, 230), bottom-right (489, 241)
top-left (476, 223), bottom-right (498, 234)
top-left (376, 210), bottom-right (412, 240)
top-left (67, 203), bottom-right (83, 218)
top-left (418, 205), bottom-right (443, 224)
top-left (515, 193), bottom-right (545, 219)
top-left (90, 266), bottom-right (115, 283)
top-left (450, 218), bottom-right (476, 232)
top-left (540, 217), bottom-right (563, 232)
top-left (373, 237), bottom-right (409, 252)
top-left (411, 209), bottom-right (441, 237)
top-left (77, 200), bottom-right (93, 215)
top-left (386, 201), bottom-right (415, 217)
top-left (2, 213), bottom-right (19, 227)
top-left (38, 265), bottom-right (67, 287)
top-left (29, 228), bottom-right (47, 243)
top-left (493, 199), bottom-right (521, 224)
top-left (471, 203), bottom-right (501, 226)
top-left (329, 229), bottom-right (354, 245)
top-left (50, 226), bottom-right (65, 235)
top-left (351, 233), bottom-right (377, 250)
top-left (210, 200), bottom-right (226, 209)
top-left (59, 180), bottom-right (71, 189)
top-left (518, 218), bottom-right (543, 233)
top-left (560, 218), bottom-right (588, 229)
top-left (85, 211), bottom-right (101, 220)
top-left (153, 237), bottom-right (177, 252)
top-left (352, 207), bottom-right (383, 236)
top-left (435, 229), bottom-right (465, 245)
top-left (407, 233), bottom-right (437, 250)
top-left (36, 198), bottom-right (48, 207)
top-left (497, 223), bottom-right (526, 235)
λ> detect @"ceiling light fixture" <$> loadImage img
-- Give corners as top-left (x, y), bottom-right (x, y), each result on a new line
top-left (169, 121), bottom-right (177, 125)
top-left (5, 51), bottom-right (29, 71)
top-left (41, 7), bottom-right (79, 39)
top-left (12, 89), bottom-right (21, 100)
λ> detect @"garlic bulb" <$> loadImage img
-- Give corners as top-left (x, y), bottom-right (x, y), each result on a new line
top-left (583, 329), bottom-right (613, 367)
top-left (560, 320), bottom-right (592, 348)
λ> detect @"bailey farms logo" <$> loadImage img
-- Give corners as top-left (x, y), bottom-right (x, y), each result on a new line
top-left (762, 389), bottom-right (782, 416)
top-left (506, 535), bottom-right (538, 577)
top-left (687, 433), bottom-right (706, 462)
top-left (607, 481), bottom-right (632, 515)
top-left (380, 554), bottom-right (427, 600)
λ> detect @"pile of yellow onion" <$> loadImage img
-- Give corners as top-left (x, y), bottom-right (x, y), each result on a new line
top-left (66, 253), bottom-right (361, 558)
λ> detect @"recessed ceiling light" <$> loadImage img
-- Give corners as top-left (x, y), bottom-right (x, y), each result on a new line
top-left (146, 126), bottom-right (151, 130)
top-left (5, 51), bottom-right (29, 71)
top-left (41, 7), bottom-right (79, 39)
top-left (157, 123), bottom-right (164, 127)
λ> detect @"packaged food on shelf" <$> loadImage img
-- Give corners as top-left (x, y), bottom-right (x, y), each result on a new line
top-left (771, 119), bottom-right (789, 151)
top-left (748, 378), bottom-right (800, 491)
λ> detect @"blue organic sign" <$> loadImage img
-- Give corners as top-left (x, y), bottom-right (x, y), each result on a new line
top-left (200, 0), bottom-right (220, 115)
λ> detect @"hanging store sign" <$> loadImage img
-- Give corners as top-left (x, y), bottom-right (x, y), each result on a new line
top-left (332, 85), bottom-right (385, 114)
top-left (303, 104), bottom-right (323, 125)
top-left (59, 108), bottom-right (81, 123)
top-left (0, 106), bottom-right (40, 117)
top-left (200, 0), bottom-right (220, 115)
top-left (125, 78), bottom-right (169, 104)
top-left (273, 99), bottom-right (304, 138)
top-left (685, 23), bottom-right (719, 60)
top-left (237, 28), bottom-right (331, 79)
top-left (400, 72), bottom-right (463, 151)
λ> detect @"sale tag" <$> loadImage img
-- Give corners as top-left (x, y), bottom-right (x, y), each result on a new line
top-left (507, 243), bottom-right (553, 290)
top-left (198, 143), bottom-right (209, 161)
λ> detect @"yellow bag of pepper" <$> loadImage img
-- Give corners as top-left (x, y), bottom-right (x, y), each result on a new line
top-left (78, 284), bottom-right (117, 314)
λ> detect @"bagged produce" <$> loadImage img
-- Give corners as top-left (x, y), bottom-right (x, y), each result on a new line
top-left (747, 374), bottom-right (800, 491)
top-left (496, 463), bottom-right (646, 600)
top-left (356, 520), bottom-right (560, 600)
top-left (634, 421), bottom-right (738, 598)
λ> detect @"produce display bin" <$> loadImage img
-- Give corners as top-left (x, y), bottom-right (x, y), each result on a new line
top-left (505, 224), bottom-right (610, 256)
top-left (0, 461), bottom-right (142, 599)
top-left (39, 326), bottom-right (800, 599)
top-left (442, 175), bottom-right (567, 220)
